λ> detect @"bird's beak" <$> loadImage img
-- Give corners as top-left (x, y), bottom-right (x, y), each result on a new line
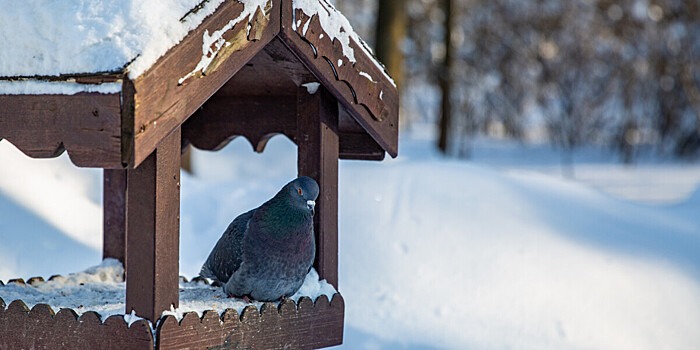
top-left (307, 200), bottom-right (316, 214)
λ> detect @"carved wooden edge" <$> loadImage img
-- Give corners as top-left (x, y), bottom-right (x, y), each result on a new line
top-left (0, 298), bottom-right (153, 350)
top-left (183, 95), bottom-right (386, 160)
top-left (183, 95), bottom-right (297, 153)
top-left (124, 0), bottom-right (281, 168)
top-left (0, 92), bottom-right (124, 168)
top-left (156, 293), bottom-right (344, 350)
top-left (278, 1), bottom-right (399, 158)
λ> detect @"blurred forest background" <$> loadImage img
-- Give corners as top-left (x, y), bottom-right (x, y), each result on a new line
top-left (329, 0), bottom-right (700, 163)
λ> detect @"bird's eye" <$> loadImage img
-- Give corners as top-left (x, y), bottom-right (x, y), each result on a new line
top-left (297, 188), bottom-right (303, 196)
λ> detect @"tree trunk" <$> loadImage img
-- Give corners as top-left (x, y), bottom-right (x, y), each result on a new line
top-left (438, 0), bottom-right (454, 153)
top-left (375, 0), bottom-right (406, 89)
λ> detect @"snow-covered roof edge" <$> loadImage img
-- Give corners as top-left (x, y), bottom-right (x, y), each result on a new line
top-left (292, 0), bottom-right (396, 87)
top-left (177, 0), bottom-right (271, 85)
top-left (0, 80), bottom-right (122, 95)
top-left (125, 0), bottom-right (229, 79)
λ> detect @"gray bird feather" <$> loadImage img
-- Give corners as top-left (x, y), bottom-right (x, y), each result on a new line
top-left (200, 176), bottom-right (319, 301)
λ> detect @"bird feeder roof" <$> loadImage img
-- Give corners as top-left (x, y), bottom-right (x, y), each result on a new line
top-left (0, 0), bottom-right (398, 168)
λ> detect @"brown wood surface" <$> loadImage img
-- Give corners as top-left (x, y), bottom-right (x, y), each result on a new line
top-left (127, 0), bottom-right (281, 168)
top-left (297, 87), bottom-right (339, 289)
top-left (157, 294), bottom-right (344, 350)
top-left (0, 72), bottom-right (123, 84)
top-left (125, 128), bottom-right (181, 323)
top-left (0, 300), bottom-right (153, 349)
top-left (279, 2), bottom-right (399, 158)
top-left (0, 93), bottom-right (123, 168)
top-left (184, 37), bottom-right (386, 160)
top-left (184, 95), bottom-right (297, 152)
top-left (104, 169), bottom-right (128, 266)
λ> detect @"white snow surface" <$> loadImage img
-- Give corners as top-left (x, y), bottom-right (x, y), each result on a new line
top-left (302, 82), bottom-right (321, 94)
top-left (1, 130), bottom-right (700, 348)
top-left (0, 0), bottom-right (237, 79)
top-left (0, 80), bottom-right (122, 95)
top-left (0, 258), bottom-right (335, 323)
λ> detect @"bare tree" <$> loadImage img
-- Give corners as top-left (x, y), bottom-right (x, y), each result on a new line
top-left (438, 0), bottom-right (454, 154)
top-left (375, 0), bottom-right (406, 89)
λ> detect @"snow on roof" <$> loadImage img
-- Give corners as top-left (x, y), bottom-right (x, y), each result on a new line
top-left (0, 0), bottom-right (393, 95)
top-left (0, 80), bottom-right (123, 95)
top-left (0, 259), bottom-right (337, 326)
top-left (0, 0), bottom-right (270, 80)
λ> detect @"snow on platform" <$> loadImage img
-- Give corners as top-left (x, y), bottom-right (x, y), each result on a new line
top-left (0, 259), bottom-right (336, 325)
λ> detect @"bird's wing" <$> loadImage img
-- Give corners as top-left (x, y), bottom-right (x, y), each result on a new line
top-left (200, 208), bottom-right (255, 284)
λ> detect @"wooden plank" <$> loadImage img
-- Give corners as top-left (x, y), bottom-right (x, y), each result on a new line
top-left (0, 72), bottom-right (124, 84)
top-left (126, 128), bottom-right (181, 323)
top-left (103, 169), bottom-right (128, 266)
top-left (0, 93), bottom-right (122, 168)
top-left (0, 301), bottom-right (153, 349)
top-left (157, 294), bottom-right (344, 349)
top-left (296, 87), bottom-right (339, 288)
top-left (183, 95), bottom-right (297, 152)
top-left (279, 2), bottom-right (399, 158)
top-left (215, 38), bottom-right (315, 97)
top-left (184, 95), bottom-right (383, 159)
top-left (128, 0), bottom-right (281, 168)
top-left (339, 132), bottom-right (385, 160)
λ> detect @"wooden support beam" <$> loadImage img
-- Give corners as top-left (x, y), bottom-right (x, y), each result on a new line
top-left (103, 169), bottom-right (127, 266)
top-left (296, 87), bottom-right (339, 288)
top-left (125, 128), bottom-right (181, 322)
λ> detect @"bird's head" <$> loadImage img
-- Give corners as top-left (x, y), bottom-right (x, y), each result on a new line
top-left (286, 176), bottom-right (319, 215)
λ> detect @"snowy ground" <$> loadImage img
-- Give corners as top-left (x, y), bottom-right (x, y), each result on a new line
top-left (1, 129), bottom-right (699, 349)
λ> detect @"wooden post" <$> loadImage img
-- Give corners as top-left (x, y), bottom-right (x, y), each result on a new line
top-left (297, 87), bottom-right (339, 288)
top-left (125, 128), bottom-right (181, 322)
top-left (103, 169), bottom-right (127, 266)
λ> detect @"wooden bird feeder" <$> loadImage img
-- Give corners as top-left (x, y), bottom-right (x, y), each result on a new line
top-left (0, 0), bottom-right (398, 349)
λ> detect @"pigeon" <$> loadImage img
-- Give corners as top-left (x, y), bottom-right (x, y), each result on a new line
top-left (200, 176), bottom-right (319, 302)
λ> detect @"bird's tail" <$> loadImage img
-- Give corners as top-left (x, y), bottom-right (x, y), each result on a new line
top-left (199, 264), bottom-right (216, 280)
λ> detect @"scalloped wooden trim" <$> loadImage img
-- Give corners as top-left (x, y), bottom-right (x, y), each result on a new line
top-left (1, 276), bottom-right (343, 349)
top-left (279, 3), bottom-right (398, 158)
top-left (156, 293), bottom-right (344, 349)
top-left (0, 299), bottom-right (154, 350)
top-left (0, 92), bottom-right (124, 168)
